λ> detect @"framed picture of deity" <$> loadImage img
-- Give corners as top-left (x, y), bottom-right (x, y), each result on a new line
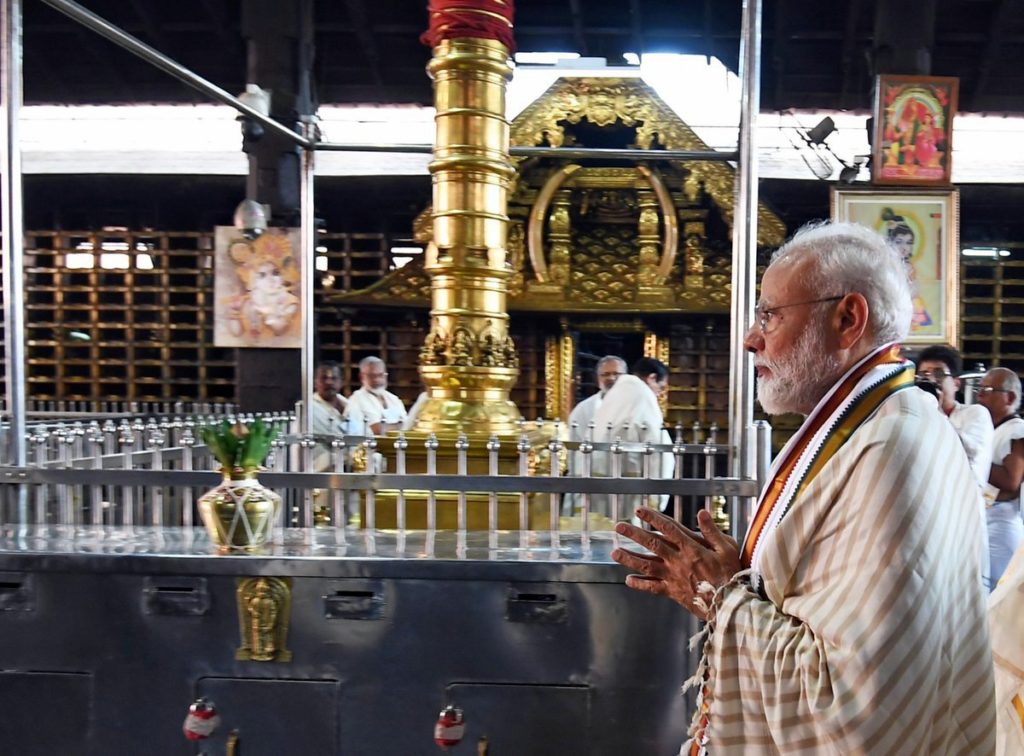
top-left (831, 188), bottom-right (960, 346)
top-left (872, 74), bottom-right (958, 186)
top-left (213, 226), bottom-right (303, 348)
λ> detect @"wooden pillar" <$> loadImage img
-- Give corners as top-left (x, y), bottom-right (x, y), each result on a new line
top-left (236, 0), bottom-right (315, 411)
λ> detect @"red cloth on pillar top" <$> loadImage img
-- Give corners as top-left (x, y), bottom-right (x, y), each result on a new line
top-left (421, 0), bottom-right (515, 53)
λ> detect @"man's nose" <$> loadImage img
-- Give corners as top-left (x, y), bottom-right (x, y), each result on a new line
top-left (743, 322), bottom-right (763, 353)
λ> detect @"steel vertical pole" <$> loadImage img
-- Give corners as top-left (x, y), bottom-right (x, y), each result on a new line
top-left (300, 122), bottom-right (315, 435)
top-left (728, 0), bottom-right (762, 484)
top-left (1, 0), bottom-right (27, 523)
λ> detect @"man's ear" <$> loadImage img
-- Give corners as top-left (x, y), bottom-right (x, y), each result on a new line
top-left (835, 292), bottom-right (869, 348)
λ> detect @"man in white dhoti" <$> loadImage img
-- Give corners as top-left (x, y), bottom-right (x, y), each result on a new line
top-left (989, 541), bottom-right (1024, 755)
top-left (978, 367), bottom-right (1024, 588)
top-left (346, 356), bottom-right (408, 435)
top-left (589, 357), bottom-right (674, 518)
top-left (563, 356), bottom-right (627, 514)
top-left (568, 355), bottom-right (627, 447)
top-left (612, 222), bottom-right (995, 754)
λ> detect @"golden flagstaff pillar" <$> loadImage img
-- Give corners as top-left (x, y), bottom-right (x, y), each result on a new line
top-left (416, 0), bottom-right (521, 434)
top-left (368, 0), bottom-right (554, 528)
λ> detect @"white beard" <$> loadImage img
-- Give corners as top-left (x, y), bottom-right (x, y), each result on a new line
top-left (367, 385), bottom-right (389, 399)
top-left (755, 322), bottom-right (842, 416)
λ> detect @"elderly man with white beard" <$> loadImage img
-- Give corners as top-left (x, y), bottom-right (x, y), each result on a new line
top-left (346, 356), bottom-right (408, 435)
top-left (612, 222), bottom-right (995, 755)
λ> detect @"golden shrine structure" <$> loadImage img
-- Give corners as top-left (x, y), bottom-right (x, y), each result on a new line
top-left (332, 64), bottom-right (785, 527)
top-left (333, 73), bottom-right (785, 428)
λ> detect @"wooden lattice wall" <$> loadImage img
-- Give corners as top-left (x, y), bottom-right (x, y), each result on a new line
top-left (1, 232), bottom-right (1021, 422)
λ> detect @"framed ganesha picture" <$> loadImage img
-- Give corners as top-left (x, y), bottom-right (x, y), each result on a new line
top-left (872, 74), bottom-right (958, 186)
top-left (214, 226), bottom-right (303, 348)
top-left (831, 188), bottom-right (960, 346)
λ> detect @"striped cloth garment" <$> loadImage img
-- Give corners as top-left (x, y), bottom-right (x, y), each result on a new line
top-left (689, 344), bottom-right (996, 755)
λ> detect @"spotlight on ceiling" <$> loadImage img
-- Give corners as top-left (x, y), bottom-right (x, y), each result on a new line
top-left (837, 156), bottom-right (868, 184)
top-left (806, 116), bottom-right (837, 145)
top-left (838, 164), bottom-right (859, 183)
top-left (233, 199), bottom-right (268, 240)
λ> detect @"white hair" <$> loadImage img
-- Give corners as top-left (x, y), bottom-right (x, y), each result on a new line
top-left (987, 367), bottom-right (1023, 413)
top-left (596, 355), bottom-right (626, 371)
top-left (359, 356), bottom-right (385, 371)
top-left (771, 221), bottom-right (913, 346)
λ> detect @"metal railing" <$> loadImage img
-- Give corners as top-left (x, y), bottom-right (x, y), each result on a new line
top-left (0, 410), bottom-right (771, 544)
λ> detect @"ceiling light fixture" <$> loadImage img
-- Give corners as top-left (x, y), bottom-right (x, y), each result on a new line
top-left (962, 247), bottom-right (1011, 258)
top-left (513, 52), bottom-right (580, 65)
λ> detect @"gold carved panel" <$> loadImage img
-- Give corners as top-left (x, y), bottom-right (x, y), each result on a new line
top-left (236, 576), bottom-right (293, 663)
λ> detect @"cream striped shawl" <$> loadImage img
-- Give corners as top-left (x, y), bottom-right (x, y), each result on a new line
top-left (695, 362), bottom-right (996, 754)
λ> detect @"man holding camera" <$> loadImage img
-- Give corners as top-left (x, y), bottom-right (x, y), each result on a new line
top-left (916, 344), bottom-right (994, 489)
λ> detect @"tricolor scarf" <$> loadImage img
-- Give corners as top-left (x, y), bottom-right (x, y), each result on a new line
top-left (741, 342), bottom-right (914, 583)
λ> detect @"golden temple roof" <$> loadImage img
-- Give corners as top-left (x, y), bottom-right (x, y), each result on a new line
top-left (332, 76), bottom-right (785, 314)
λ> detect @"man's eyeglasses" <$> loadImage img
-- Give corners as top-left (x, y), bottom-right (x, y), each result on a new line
top-left (918, 368), bottom-right (953, 383)
top-left (754, 295), bottom-right (844, 335)
top-left (598, 371), bottom-right (625, 379)
top-left (977, 386), bottom-right (1011, 395)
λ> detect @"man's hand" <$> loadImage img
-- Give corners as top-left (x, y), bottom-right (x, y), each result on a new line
top-left (611, 508), bottom-right (742, 620)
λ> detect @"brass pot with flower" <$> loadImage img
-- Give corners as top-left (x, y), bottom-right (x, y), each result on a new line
top-left (198, 418), bottom-right (281, 552)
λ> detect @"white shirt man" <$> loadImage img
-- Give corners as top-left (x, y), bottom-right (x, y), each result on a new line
top-left (590, 357), bottom-right (674, 517)
top-left (346, 356), bottom-right (407, 435)
top-left (309, 363), bottom-right (363, 471)
top-left (612, 222), bottom-right (994, 754)
top-left (978, 366), bottom-right (1024, 589)
top-left (917, 347), bottom-right (994, 489)
top-left (563, 356), bottom-right (626, 514)
top-left (567, 356), bottom-right (627, 472)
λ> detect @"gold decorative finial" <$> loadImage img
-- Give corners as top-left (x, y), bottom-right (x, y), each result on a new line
top-left (710, 495), bottom-right (730, 532)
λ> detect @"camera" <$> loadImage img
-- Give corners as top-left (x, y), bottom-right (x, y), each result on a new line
top-left (913, 376), bottom-right (940, 400)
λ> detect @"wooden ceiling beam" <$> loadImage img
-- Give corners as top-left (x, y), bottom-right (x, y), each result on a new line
top-left (971, 0), bottom-right (1019, 110)
top-left (344, 0), bottom-right (384, 87)
top-left (567, 0), bottom-right (589, 56)
top-left (838, 0), bottom-right (864, 109)
top-left (24, 49), bottom-right (73, 103)
top-left (772, 0), bottom-right (787, 107)
top-left (702, 0), bottom-right (714, 60)
top-left (629, 0), bottom-right (646, 55)
top-left (199, 0), bottom-right (240, 50)
top-left (71, 25), bottom-right (132, 98)
top-left (128, 0), bottom-right (169, 52)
